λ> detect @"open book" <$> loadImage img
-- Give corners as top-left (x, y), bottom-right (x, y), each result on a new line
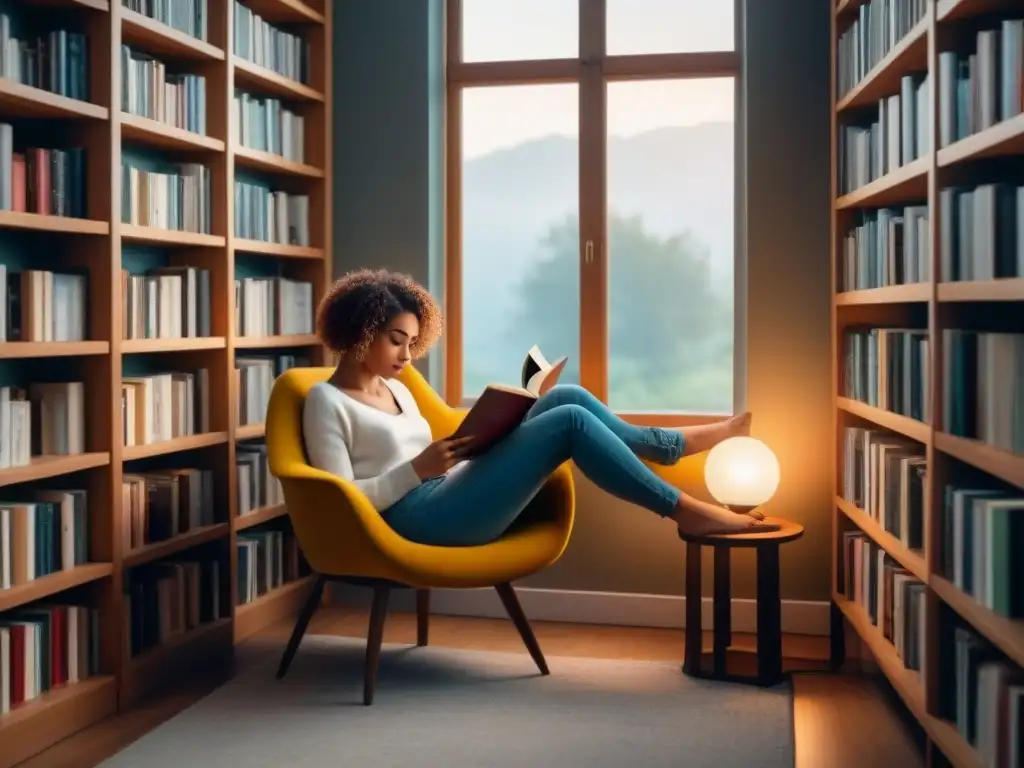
top-left (451, 345), bottom-right (568, 456)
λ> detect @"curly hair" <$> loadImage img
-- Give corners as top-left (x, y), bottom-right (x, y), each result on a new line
top-left (315, 268), bottom-right (444, 360)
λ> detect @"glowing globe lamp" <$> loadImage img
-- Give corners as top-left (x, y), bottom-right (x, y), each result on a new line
top-left (704, 436), bottom-right (780, 514)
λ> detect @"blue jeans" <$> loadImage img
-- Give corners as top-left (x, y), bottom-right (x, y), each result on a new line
top-left (382, 384), bottom-right (686, 546)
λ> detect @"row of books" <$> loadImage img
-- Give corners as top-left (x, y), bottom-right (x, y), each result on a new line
top-left (236, 354), bottom-right (306, 427)
top-left (938, 20), bottom-right (1024, 149)
top-left (233, 90), bottom-right (306, 163)
top-left (122, 468), bottom-right (217, 553)
top-left (234, 181), bottom-right (310, 247)
top-left (938, 183), bottom-right (1024, 282)
top-left (0, 490), bottom-right (89, 590)
top-left (123, 558), bottom-right (222, 657)
top-left (121, 44), bottom-right (208, 136)
top-left (0, 604), bottom-right (100, 715)
top-left (237, 442), bottom-right (283, 516)
top-left (840, 528), bottom-right (926, 675)
top-left (121, 161), bottom-right (213, 234)
top-left (943, 330), bottom-right (1024, 454)
top-left (235, 276), bottom-right (314, 337)
top-left (843, 327), bottom-right (930, 423)
top-left (0, 18), bottom-right (90, 102)
top-left (0, 132), bottom-right (87, 218)
top-left (123, 0), bottom-right (208, 43)
top-left (236, 526), bottom-right (307, 606)
top-left (122, 369), bottom-right (211, 447)
top-left (232, 1), bottom-right (310, 86)
top-left (838, 75), bottom-right (930, 195)
top-left (122, 266), bottom-right (213, 341)
top-left (841, 425), bottom-right (925, 551)
top-left (835, 0), bottom-right (928, 99)
top-left (947, 625), bottom-right (1024, 766)
top-left (0, 382), bottom-right (90, 467)
top-left (0, 266), bottom-right (88, 343)
top-left (940, 483), bottom-right (1023, 620)
top-left (839, 204), bottom-right (930, 291)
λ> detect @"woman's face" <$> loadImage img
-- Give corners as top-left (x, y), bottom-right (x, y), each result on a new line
top-left (364, 311), bottom-right (420, 379)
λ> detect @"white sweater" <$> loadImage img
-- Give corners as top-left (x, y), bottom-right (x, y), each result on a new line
top-left (301, 379), bottom-right (431, 510)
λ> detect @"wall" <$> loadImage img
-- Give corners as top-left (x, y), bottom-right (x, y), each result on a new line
top-left (332, 0), bottom-right (446, 384)
top-left (331, 0), bottom-right (834, 613)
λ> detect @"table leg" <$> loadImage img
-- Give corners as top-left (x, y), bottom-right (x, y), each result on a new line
top-left (712, 546), bottom-right (731, 675)
top-left (755, 543), bottom-right (783, 687)
top-left (683, 541), bottom-right (703, 676)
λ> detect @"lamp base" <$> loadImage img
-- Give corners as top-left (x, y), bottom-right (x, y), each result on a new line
top-left (722, 504), bottom-right (766, 520)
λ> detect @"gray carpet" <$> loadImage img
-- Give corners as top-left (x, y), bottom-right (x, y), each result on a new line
top-left (101, 635), bottom-right (795, 767)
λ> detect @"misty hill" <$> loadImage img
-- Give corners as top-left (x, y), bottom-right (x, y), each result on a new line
top-left (461, 121), bottom-right (735, 390)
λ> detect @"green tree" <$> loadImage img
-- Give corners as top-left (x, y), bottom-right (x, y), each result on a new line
top-left (507, 213), bottom-right (733, 413)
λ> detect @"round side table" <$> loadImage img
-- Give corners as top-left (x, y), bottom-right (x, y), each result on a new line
top-left (677, 517), bottom-right (804, 688)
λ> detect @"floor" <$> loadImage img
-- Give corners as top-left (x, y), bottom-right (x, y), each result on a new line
top-left (18, 608), bottom-right (926, 767)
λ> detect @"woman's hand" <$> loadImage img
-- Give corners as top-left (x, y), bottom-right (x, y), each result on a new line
top-left (411, 436), bottom-right (476, 480)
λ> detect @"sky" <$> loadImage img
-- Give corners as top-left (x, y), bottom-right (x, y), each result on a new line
top-left (460, 0), bottom-right (737, 158)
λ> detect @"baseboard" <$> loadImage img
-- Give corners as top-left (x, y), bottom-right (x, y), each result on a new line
top-left (329, 584), bottom-right (830, 636)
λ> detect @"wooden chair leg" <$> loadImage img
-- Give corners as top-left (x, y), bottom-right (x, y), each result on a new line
top-left (363, 585), bottom-right (391, 705)
top-left (495, 582), bottom-right (549, 675)
top-left (276, 575), bottom-right (326, 679)
top-left (416, 589), bottom-right (430, 646)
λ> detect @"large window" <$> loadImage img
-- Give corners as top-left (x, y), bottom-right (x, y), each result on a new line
top-left (448, 0), bottom-right (741, 422)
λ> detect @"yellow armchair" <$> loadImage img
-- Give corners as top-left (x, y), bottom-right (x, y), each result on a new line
top-left (266, 366), bottom-right (576, 704)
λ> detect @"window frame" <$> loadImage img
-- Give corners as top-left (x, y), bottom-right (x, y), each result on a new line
top-left (444, 0), bottom-right (745, 426)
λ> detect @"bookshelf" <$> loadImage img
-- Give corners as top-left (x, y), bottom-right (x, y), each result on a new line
top-left (0, 0), bottom-right (330, 764)
top-left (832, 0), bottom-right (1024, 766)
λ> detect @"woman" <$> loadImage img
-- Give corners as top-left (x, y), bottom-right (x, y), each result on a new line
top-left (302, 268), bottom-right (778, 547)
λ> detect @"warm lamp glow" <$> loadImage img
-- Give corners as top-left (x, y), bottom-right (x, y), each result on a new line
top-left (704, 437), bottom-right (780, 512)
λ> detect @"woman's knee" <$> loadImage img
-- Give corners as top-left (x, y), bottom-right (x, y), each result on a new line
top-left (547, 383), bottom-right (591, 406)
top-left (549, 403), bottom-right (593, 431)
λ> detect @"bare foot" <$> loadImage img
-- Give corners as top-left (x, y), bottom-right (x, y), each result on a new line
top-left (677, 411), bottom-right (753, 457)
top-left (672, 494), bottom-right (771, 536)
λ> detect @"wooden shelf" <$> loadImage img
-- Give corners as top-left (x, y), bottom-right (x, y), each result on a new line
top-left (0, 452), bottom-right (110, 488)
top-left (834, 595), bottom-right (928, 719)
top-left (836, 397), bottom-right (930, 444)
top-left (937, 0), bottom-right (1019, 22)
top-left (234, 503), bottom-right (287, 531)
top-left (233, 238), bottom-right (324, 259)
top-left (120, 112), bottom-right (226, 153)
top-left (835, 283), bottom-right (931, 305)
top-left (123, 523), bottom-right (231, 569)
top-left (934, 432), bottom-right (1024, 488)
top-left (0, 211), bottom-right (108, 235)
top-left (0, 676), bottom-right (117, 768)
top-left (0, 341), bottom-right (109, 358)
top-left (122, 432), bottom-right (229, 461)
top-left (234, 144), bottom-right (325, 178)
top-left (235, 333), bottom-right (320, 349)
top-left (233, 57), bottom-right (325, 102)
top-left (835, 0), bottom-right (869, 16)
top-left (836, 157), bottom-right (929, 209)
top-left (235, 423), bottom-right (265, 440)
top-left (0, 77), bottom-right (108, 121)
top-left (121, 224), bottom-right (226, 247)
top-left (938, 112), bottom-right (1024, 166)
top-left (121, 618), bottom-right (233, 708)
top-left (836, 497), bottom-right (927, 581)
top-left (239, 0), bottom-right (325, 24)
top-left (121, 9), bottom-right (225, 61)
top-left (937, 278), bottom-right (1024, 302)
top-left (836, 17), bottom-right (929, 112)
top-left (122, 336), bottom-right (226, 353)
top-left (0, 563), bottom-right (113, 613)
top-left (932, 575), bottom-right (1024, 669)
top-left (234, 575), bottom-right (315, 643)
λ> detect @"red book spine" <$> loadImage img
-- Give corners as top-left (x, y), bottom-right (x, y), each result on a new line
top-left (9, 624), bottom-right (25, 706)
top-left (11, 152), bottom-right (26, 212)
